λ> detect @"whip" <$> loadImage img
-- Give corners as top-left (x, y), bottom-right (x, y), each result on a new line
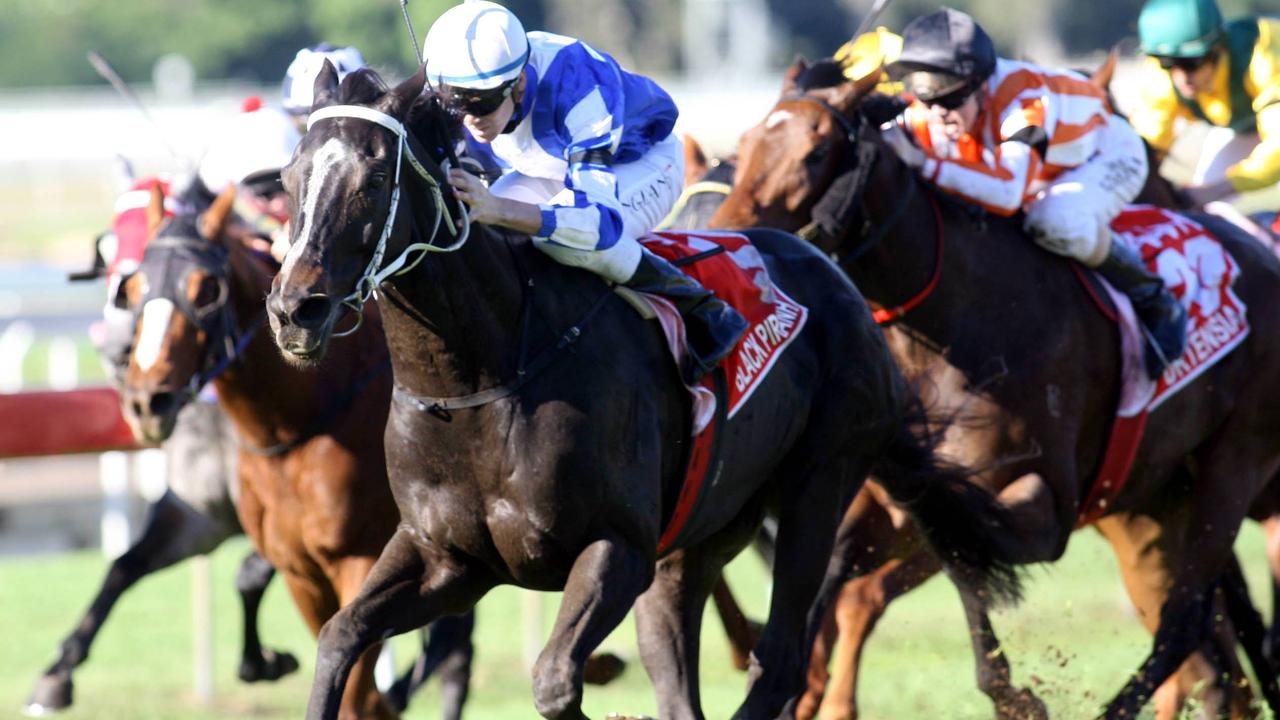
top-left (87, 50), bottom-right (183, 162)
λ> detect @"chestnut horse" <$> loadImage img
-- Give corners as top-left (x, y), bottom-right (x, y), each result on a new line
top-left (119, 189), bottom-right (474, 719)
top-left (265, 65), bottom-right (1022, 720)
top-left (710, 59), bottom-right (1280, 719)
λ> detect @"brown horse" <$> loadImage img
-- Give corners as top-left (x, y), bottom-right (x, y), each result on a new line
top-left (118, 188), bottom-right (474, 719)
top-left (709, 59), bottom-right (1280, 719)
top-left (678, 131), bottom-right (1272, 718)
top-left (264, 64), bottom-right (1023, 720)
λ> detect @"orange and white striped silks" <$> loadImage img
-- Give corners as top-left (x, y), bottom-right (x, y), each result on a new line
top-left (901, 58), bottom-right (1114, 217)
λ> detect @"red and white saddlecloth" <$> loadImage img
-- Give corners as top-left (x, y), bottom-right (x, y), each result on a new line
top-left (637, 230), bottom-right (809, 423)
top-left (1079, 205), bottom-right (1249, 526)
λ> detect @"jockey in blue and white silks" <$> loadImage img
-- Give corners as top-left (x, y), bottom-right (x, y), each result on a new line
top-left (424, 1), bottom-right (746, 383)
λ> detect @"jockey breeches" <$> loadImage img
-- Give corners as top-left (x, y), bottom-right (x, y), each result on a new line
top-left (489, 134), bottom-right (685, 283)
top-left (1023, 116), bottom-right (1149, 267)
top-left (1193, 127), bottom-right (1261, 185)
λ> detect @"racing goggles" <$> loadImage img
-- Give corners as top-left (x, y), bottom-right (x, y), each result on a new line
top-left (447, 80), bottom-right (517, 117)
top-left (903, 71), bottom-right (974, 111)
top-left (1156, 54), bottom-right (1212, 72)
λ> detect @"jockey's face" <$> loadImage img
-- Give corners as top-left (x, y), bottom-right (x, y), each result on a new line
top-left (1165, 50), bottom-right (1219, 97)
top-left (926, 88), bottom-right (983, 141)
top-left (460, 71), bottom-right (526, 144)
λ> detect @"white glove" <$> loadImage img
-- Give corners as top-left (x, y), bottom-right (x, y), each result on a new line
top-left (879, 122), bottom-right (927, 170)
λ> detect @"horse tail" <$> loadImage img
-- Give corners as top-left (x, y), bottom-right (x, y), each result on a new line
top-left (870, 399), bottom-right (1024, 606)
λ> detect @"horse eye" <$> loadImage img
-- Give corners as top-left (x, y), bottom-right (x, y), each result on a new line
top-left (368, 173), bottom-right (388, 191)
top-left (193, 275), bottom-right (222, 311)
top-left (805, 147), bottom-right (827, 165)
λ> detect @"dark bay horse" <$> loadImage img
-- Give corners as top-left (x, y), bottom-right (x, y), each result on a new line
top-left (118, 188), bottom-right (473, 719)
top-left (265, 64), bottom-right (1022, 720)
top-left (679, 131), bottom-right (1271, 718)
top-left (709, 59), bottom-right (1280, 719)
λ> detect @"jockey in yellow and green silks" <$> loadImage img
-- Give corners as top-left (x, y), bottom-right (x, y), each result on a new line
top-left (1131, 0), bottom-right (1280, 206)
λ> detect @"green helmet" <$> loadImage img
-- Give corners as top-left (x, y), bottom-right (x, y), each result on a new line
top-left (1138, 0), bottom-right (1224, 58)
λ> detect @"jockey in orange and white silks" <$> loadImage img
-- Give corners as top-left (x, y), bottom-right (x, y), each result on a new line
top-left (883, 7), bottom-right (1185, 379)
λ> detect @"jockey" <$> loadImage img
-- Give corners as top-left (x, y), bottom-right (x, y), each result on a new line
top-left (882, 7), bottom-right (1186, 379)
top-left (422, 0), bottom-right (748, 384)
top-left (281, 43), bottom-right (367, 130)
top-left (1131, 0), bottom-right (1280, 206)
top-left (196, 104), bottom-right (300, 258)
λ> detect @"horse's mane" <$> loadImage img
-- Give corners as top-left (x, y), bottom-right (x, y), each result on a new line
top-left (338, 67), bottom-right (389, 106)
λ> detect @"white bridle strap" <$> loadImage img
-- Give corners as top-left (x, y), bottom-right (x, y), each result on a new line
top-left (304, 104), bottom-right (472, 334)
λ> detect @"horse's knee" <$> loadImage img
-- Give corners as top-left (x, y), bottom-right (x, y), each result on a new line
top-left (235, 551), bottom-right (274, 594)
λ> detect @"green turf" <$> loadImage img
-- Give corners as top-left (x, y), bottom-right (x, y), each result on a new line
top-left (1, 525), bottom-right (1276, 719)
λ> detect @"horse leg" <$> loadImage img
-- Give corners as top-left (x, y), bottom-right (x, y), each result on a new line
top-left (711, 576), bottom-right (763, 672)
top-left (329, 555), bottom-right (398, 720)
top-left (384, 612), bottom-right (475, 716)
top-left (1095, 512), bottom-right (1251, 719)
top-left (807, 552), bottom-right (941, 720)
top-left (954, 578), bottom-right (1049, 720)
top-left (1263, 515), bottom-right (1280, 663)
top-left (1102, 456), bottom-right (1272, 719)
top-left (532, 534), bottom-right (652, 720)
top-left (737, 461), bottom-right (868, 720)
top-left (235, 550), bottom-right (299, 682)
top-left (1220, 553), bottom-right (1280, 714)
top-left (307, 529), bottom-right (494, 720)
top-left (26, 489), bottom-right (233, 714)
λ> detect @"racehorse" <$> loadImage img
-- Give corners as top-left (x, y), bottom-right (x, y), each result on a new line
top-left (118, 187), bottom-right (474, 719)
top-left (676, 131), bottom-right (1269, 718)
top-left (27, 181), bottom-right (298, 716)
top-left (265, 63), bottom-right (1022, 720)
top-left (708, 58), bottom-right (1280, 719)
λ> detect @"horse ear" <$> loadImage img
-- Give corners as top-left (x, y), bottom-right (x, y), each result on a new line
top-left (831, 65), bottom-right (884, 113)
top-left (682, 134), bottom-right (709, 186)
top-left (377, 65), bottom-right (428, 120)
top-left (145, 185), bottom-right (166, 238)
top-left (781, 56), bottom-right (809, 96)
top-left (313, 59), bottom-right (341, 112)
top-left (200, 186), bottom-right (237, 241)
top-left (1091, 45), bottom-right (1120, 93)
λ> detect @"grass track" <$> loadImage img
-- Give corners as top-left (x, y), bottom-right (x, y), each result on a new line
top-left (1, 525), bottom-right (1276, 719)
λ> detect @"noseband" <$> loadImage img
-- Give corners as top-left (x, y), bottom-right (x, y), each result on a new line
top-left (305, 104), bottom-right (471, 336)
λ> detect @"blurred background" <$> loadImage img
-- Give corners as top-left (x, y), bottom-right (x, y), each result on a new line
top-left (1, 0), bottom-right (1277, 718)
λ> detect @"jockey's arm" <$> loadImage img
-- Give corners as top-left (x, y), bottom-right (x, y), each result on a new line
top-left (913, 103), bottom-right (1043, 217)
top-left (1127, 58), bottom-right (1187, 158)
top-left (1223, 34), bottom-right (1280, 192)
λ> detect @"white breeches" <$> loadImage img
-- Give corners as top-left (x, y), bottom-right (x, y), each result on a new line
top-left (1192, 126), bottom-right (1260, 185)
top-left (1023, 116), bottom-right (1149, 266)
top-left (489, 133), bottom-right (684, 283)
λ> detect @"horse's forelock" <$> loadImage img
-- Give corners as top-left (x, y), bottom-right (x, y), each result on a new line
top-left (338, 68), bottom-right (390, 105)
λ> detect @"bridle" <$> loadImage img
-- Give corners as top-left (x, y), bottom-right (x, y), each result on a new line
top-left (134, 232), bottom-right (263, 399)
top-left (305, 104), bottom-right (472, 336)
top-left (776, 93), bottom-right (941, 324)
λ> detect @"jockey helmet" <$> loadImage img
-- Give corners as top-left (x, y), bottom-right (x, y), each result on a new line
top-left (424, 1), bottom-right (530, 113)
top-left (281, 44), bottom-right (367, 116)
top-left (887, 8), bottom-right (996, 106)
top-left (1138, 0), bottom-right (1224, 59)
top-left (197, 106), bottom-right (300, 195)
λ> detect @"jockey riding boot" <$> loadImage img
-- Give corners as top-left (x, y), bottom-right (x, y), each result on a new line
top-left (623, 249), bottom-right (749, 384)
top-left (1096, 237), bottom-right (1187, 379)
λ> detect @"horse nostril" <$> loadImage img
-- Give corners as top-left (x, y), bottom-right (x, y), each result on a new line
top-left (149, 392), bottom-right (177, 418)
top-left (291, 295), bottom-right (333, 330)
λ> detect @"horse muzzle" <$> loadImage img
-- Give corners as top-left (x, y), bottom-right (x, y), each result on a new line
top-left (266, 281), bottom-right (337, 364)
top-left (120, 385), bottom-right (183, 444)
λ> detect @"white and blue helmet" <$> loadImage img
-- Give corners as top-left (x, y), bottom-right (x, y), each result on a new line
top-left (423, 1), bottom-right (530, 91)
top-left (281, 44), bottom-right (367, 116)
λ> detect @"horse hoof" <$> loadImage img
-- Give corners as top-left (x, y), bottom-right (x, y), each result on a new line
top-left (605, 714), bottom-right (654, 720)
top-left (238, 649), bottom-right (300, 683)
top-left (24, 673), bottom-right (73, 716)
top-left (994, 688), bottom-right (1048, 720)
top-left (583, 652), bottom-right (627, 686)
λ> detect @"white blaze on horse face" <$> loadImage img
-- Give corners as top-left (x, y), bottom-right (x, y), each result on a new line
top-left (285, 137), bottom-right (349, 277)
top-left (765, 110), bottom-right (794, 129)
top-left (135, 298), bottom-right (175, 371)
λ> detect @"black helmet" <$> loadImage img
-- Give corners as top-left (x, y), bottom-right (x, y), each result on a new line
top-left (888, 8), bottom-right (996, 103)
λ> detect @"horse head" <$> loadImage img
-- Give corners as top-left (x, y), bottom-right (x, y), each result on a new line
top-left (120, 187), bottom-right (244, 442)
top-left (267, 61), bottom-right (460, 365)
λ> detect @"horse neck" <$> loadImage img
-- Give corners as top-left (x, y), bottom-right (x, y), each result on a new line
top-left (212, 240), bottom-right (319, 444)
top-left (378, 178), bottom-right (526, 398)
top-left (841, 146), bottom-right (956, 326)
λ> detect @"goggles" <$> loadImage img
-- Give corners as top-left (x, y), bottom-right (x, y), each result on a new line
top-left (1156, 54), bottom-right (1212, 72)
top-left (447, 80), bottom-right (517, 117)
